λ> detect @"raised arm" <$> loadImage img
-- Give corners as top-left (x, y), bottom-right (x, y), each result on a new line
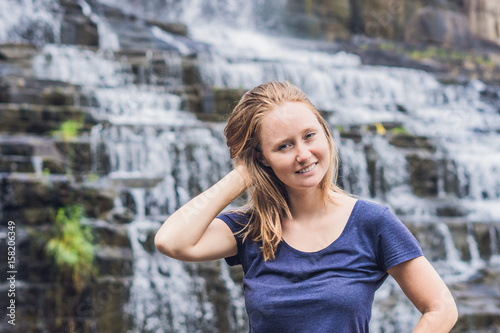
top-left (388, 256), bottom-right (458, 332)
top-left (154, 167), bottom-right (249, 262)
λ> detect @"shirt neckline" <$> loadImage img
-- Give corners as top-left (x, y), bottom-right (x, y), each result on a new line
top-left (280, 199), bottom-right (362, 256)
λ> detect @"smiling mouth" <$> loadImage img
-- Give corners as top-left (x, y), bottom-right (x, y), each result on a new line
top-left (296, 162), bottom-right (318, 174)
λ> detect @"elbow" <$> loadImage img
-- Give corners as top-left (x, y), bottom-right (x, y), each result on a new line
top-left (422, 297), bottom-right (459, 332)
top-left (438, 302), bottom-right (458, 332)
top-left (154, 232), bottom-right (189, 260)
top-left (154, 233), bottom-right (167, 254)
top-left (441, 291), bottom-right (459, 329)
top-left (154, 232), bottom-right (176, 257)
top-left (448, 301), bottom-right (459, 329)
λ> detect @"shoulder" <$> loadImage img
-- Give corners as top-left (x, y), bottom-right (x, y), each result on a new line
top-left (349, 198), bottom-right (397, 233)
top-left (331, 193), bottom-right (387, 216)
top-left (354, 198), bottom-right (390, 217)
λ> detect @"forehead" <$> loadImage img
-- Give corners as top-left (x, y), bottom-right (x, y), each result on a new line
top-left (260, 102), bottom-right (321, 139)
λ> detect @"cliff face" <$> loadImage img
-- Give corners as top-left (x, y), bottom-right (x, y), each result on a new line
top-left (286, 0), bottom-right (500, 48)
top-left (465, 0), bottom-right (500, 45)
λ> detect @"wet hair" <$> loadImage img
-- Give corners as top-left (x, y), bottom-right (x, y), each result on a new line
top-left (224, 81), bottom-right (343, 260)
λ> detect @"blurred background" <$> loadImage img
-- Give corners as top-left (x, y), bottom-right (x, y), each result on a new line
top-left (0, 0), bottom-right (499, 332)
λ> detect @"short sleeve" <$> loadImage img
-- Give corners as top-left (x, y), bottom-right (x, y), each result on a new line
top-left (377, 208), bottom-right (423, 271)
top-left (216, 211), bottom-right (249, 266)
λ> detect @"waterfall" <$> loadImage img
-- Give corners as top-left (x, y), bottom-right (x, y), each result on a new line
top-left (0, 0), bottom-right (62, 45)
top-left (3, 0), bottom-right (499, 331)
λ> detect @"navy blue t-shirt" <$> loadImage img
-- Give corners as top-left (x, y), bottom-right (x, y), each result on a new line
top-left (217, 199), bottom-right (423, 333)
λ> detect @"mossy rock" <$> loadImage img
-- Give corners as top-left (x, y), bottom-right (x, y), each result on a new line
top-left (0, 104), bottom-right (97, 135)
top-left (406, 154), bottom-right (439, 197)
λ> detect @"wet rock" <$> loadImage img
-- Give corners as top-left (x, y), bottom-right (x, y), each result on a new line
top-left (339, 130), bottom-right (363, 142)
top-left (0, 140), bottom-right (35, 156)
top-left (473, 222), bottom-right (500, 260)
top-left (406, 154), bottom-right (439, 197)
top-left (42, 158), bottom-right (67, 174)
top-left (0, 78), bottom-right (9, 103)
top-left (55, 141), bottom-right (92, 173)
top-left (448, 222), bottom-right (471, 261)
top-left (465, 0), bottom-right (500, 46)
top-left (442, 159), bottom-right (463, 198)
top-left (147, 20), bottom-right (189, 36)
top-left (405, 7), bottom-right (472, 48)
top-left (0, 176), bottom-right (115, 224)
top-left (0, 104), bottom-right (96, 135)
top-left (435, 203), bottom-right (468, 217)
top-left (285, 0), bottom-right (351, 41)
top-left (364, 144), bottom-right (378, 198)
top-left (389, 134), bottom-right (436, 152)
top-left (119, 190), bottom-right (137, 216)
top-left (182, 55), bottom-right (202, 86)
top-left (92, 276), bottom-right (132, 333)
top-left (60, 0), bottom-right (99, 47)
top-left (0, 76), bottom-right (79, 105)
top-left (190, 261), bottom-right (233, 333)
top-left (197, 87), bottom-right (245, 121)
top-left (79, 187), bottom-right (115, 218)
top-left (95, 246), bottom-right (134, 276)
top-left (452, 265), bottom-right (500, 332)
top-left (0, 43), bottom-right (39, 60)
top-left (0, 155), bottom-right (34, 173)
top-left (107, 206), bottom-right (135, 224)
top-left (41, 86), bottom-right (77, 106)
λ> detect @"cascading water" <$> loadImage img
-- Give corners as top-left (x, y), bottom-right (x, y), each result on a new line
top-left (3, 0), bottom-right (500, 331)
top-left (0, 0), bottom-right (63, 45)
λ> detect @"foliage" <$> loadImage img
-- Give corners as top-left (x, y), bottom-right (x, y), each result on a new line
top-left (390, 126), bottom-right (411, 136)
top-left (51, 120), bottom-right (83, 141)
top-left (46, 205), bottom-right (96, 292)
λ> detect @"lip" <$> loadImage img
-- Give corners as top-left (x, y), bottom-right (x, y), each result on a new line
top-left (295, 162), bottom-right (318, 174)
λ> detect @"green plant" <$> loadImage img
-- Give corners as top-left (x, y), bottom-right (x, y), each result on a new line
top-left (51, 119), bottom-right (84, 175)
top-left (379, 42), bottom-right (395, 51)
top-left (390, 126), bottom-right (410, 136)
top-left (46, 205), bottom-right (96, 292)
top-left (51, 120), bottom-right (83, 141)
top-left (87, 173), bottom-right (100, 183)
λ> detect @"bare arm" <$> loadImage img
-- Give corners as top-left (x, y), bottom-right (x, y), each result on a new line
top-left (388, 256), bottom-right (458, 332)
top-left (154, 168), bottom-right (249, 262)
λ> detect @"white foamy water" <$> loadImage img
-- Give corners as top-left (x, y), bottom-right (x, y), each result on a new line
top-left (0, 0), bottom-right (62, 44)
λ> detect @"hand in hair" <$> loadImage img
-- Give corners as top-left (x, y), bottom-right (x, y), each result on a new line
top-left (234, 160), bottom-right (252, 190)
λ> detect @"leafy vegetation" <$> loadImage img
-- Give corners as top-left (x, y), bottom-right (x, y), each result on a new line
top-left (390, 126), bottom-right (411, 136)
top-left (51, 120), bottom-right (83, 141)
top-left (46, 205), bottom-right (96, 292)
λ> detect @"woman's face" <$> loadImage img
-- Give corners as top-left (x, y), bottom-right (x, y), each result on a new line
top-left (258, 102), bottom-right (331, 193)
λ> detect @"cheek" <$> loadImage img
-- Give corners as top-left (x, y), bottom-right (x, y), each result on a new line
top-left (319, 137), bottom-right (331, 157)
top-left (265, 154), bottom-right (292, 174)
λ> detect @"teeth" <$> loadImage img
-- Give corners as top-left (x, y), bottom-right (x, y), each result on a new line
top-left (297, 163), bottom-right (316, 174)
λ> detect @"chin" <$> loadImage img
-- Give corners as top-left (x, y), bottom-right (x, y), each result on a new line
top-left (287, 180), bottom-right (323, 191)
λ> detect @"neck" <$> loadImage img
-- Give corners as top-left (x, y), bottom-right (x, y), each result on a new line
top-left (286, 186), bottom-right (329, 220)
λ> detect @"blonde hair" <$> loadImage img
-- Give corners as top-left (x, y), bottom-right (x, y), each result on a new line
top-left (224, 81), bottom-right (343, 261)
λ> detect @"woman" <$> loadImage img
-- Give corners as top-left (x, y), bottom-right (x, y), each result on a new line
top-left (155, 81), bottom-right (458, 332)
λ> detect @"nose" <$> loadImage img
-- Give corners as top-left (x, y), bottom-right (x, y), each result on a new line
top-left (295, 142), bottom-right (312, 163)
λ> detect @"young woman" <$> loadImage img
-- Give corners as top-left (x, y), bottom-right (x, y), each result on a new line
top-left (155, 81), bottom-right (458, 332)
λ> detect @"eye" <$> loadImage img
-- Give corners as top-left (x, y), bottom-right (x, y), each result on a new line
top-left (305, 132), bottom-right (316, 140)
top-left (278, 143), bottom-right (290, 151)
